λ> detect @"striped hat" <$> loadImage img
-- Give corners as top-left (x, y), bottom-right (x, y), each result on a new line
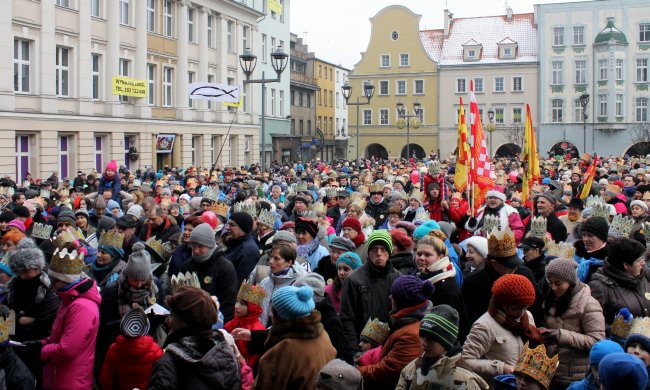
top-left (120, 308), bottom-right (150, 338)
top-left (419, 304), bottom-right (460, 350)
top-left (367, 230), bottom-right (393, 254)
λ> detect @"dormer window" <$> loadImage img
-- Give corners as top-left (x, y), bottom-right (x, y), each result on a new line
top-left (498, 37), bottom-right (518, 59)
top-left (468, 49), bottom-right (476, 58)
top-left (462, 39), bottom-right (482, 62)
top-left (504, 48), bottom-right (511, 56)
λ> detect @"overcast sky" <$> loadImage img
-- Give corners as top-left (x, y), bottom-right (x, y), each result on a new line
top-left (290, 0), bottom-right (585, 69)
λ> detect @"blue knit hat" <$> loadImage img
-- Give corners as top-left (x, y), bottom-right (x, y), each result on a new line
top-left (367, 230), bottom-right (393, 254)
top-left (589, 340), bottom-right (624, 366)
top-left (413, 220), bottom-right (441, 240)
top-left (272, 285), bottom-right (315, 321)
top-left (599, 353), bottom-right (648, 390)
top-left (98, 244), bottom-right (125, 261)
top-left (336, 252), bottom-right (362, 270)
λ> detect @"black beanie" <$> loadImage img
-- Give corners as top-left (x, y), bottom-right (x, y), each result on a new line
top-left (581, 216), bottom-right (609, 242)
top-left (229, 212), bottom-right (253, 234)
top-left (13, 205), bottom-right (30, 219)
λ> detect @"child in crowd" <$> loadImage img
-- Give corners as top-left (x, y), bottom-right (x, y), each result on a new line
top-left (97, 160), bottom-right (121, 202)
top-left (624, 317), bottom-right (650, 383)
top-left (598, 352), bottom-right (648, 390)
top-left (567, 340), bottom-right (624, 390)
top-left (224, 282), bottom-right (267, 372)
top-left (356, 317), bottom-right (390, 366)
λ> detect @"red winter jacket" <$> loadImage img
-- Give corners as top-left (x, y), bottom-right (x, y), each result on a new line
top-left (99, 335), bottom-right (164, 390)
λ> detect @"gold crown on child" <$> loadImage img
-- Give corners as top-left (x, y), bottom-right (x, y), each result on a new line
top-left (236, 282), bottom-right (267, 307)
top-left (514, 342), bottom-right (559, 389)
top-left (360, 317), bottom-right (390, 345)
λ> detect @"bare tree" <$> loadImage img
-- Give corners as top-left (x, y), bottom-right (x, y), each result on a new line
top-left (501, 125), bottom-right (524, 146)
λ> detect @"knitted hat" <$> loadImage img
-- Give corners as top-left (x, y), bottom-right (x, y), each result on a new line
top-left (491, 274), bottom-right (536, 307)
top-left (272, 230), bottom-right (297, 245)
top-left (124, 242), bottom-right (152, 281)
top-left (229, 212), bottom-right (253, 234)
top-left (98, 243), bottom-right (125, 260)
top-left (336, 252), bottom-right (362, 271)
top-left (395, 221), bottom-right (416, 236)
top-left (589, 340), bottom-right (624, 366)
top-left (93, 196), bottom-right (106, 210)
top-left (624, 317), bottom-right (650, 356)
top-left (581, 216), bottom-right (609, 242)
top-left (545, 258), bottom-right (578, 285)
top-left (631, 199), bottom-right (648, 212)
top-left (599, 353), bottom-right (648, 390)
top-left (120, 308), bottom-right (150, 338)
top-left (390, 275), bottom-right (434, 309)
top-left (413, 220), bottom-right (441, 240)
top-left (105, 160), bottom-right (117, 172)
top-left (6, 220), bottom-right (26, 233)
top-left (537, 192), bottom-right (557, 205)
top-left (107, 199), bottom-right (120, 211)
top-left (98, 215), bottom-right (116, 233)
top-left (419, 304), bottom-right (460, 350)
top-left (271, 285), bottom-right (315, 321)
top-left (367, 230), bottom-right (393, 254)
top-left (465, 236), bottom-right (488, 258)
top-left (341, 217), bottom-right (362, 233)
top-left (295, 217), bottom-right (318, 238)
top-left (165, 286), bottom-right (218, 330)
top-left (9, 238), bottom-right (46, 273)
top-left (75, 208), bottom-right (89, 219)
top-left (330, 236), bottom-right (355, 252)
top-left (13, 205), bottom-right (29, 219)
top-left (127, 204), bottom-right (144, 218)
top-left (390, 229), bottom-right (413, 251)
top-left (486, 189), bottom-right (506, 202)
top-left (315, 359), bottom-right (363, 390)
top-left (437, 221), bottom-right (454, 241)
top-left (189, 223), bottom-right (216, 249)
top-left (294, 273), bottom-right (325, 303)
top-left (294, 194), bottom-right (310, 206)
top-left (116, 214), bottom-right (138, 228)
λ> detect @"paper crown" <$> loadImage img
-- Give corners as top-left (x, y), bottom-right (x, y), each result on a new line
top-left (325, 187), bottom-right (337, 198)
top-left (606, 183), bottom-right (622, 194)
top-left (50, 247), bottom-right (85, 275)
top-left (609, 214), bottom-right (634, 238)
top-left (585, 195), bottom-right (602, 209)
top-left (0, 315), bottom-right (6, 344)
top-left (369, 184), bottom-right (383, 194)
top-left (300, 210), bottom-right (318, 221)
top-left (185, 178), bottom-right (198, 189)
top-left (145, 237), bottom-right (167, 260)
top-left (482, 215), bottom-right (501, 235)
top-left (545, 241), bottom-right (576, 259)
top-left (99, 230), bottom-right (124, 249)
top-left (360, 317), bottom-right (390, 345)
top-left (170, 272), bottom-right (201, 295)
top-left (294, 182), bottom-right (308, 193)
top-left (530, 216), bottom-right (548, 239)
top-left (202, 187), bottom-right (221, 202)
top-left (236, 282), bottom-right (267, 307)
top-left (487, 227), bottom-right (517, 258)
top-left (31, 222), bottom-right (53, 240)
top-left (357, 185), bottom-right (370, 195)
top-left (414, 208), bottom-right (430, 222)
top-left (410, 189), bottom-right (424, 204)
top-left (155, 179), bottom-right (166, 187)
top-left (39, 189), bottom-right (51, 199)
top-left (427, 160), bottom-right (441, 175)
top-left (257, 208), bottom-right (276, 228)
top-left (132, 178), bottom-right (142, 187)
top-left (0, 186), bottom-right (14, 198)
top-left (310, 202), bottom-right (326, 215)
top-left (58, 188), bottom-right (69, 197)
top-left (643, 222), bottom-right (650, 244)
top-left (209, 202), bottom-right (229, 218)
top-left (611, 308), bottom-right (635, 343)
top-left (52, 227), bottom-right (83, 249)
top-left (514, 342), bottom-right (559, 389)
top-left (233, 202), bottom-right (257, 218)
top-left (629, 316), bottom-right (650, 340)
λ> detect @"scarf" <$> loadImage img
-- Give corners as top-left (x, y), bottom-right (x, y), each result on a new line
top-left (421, 256), bottom-right (457, 285)
top-left (224, 302), bottom-right (264, 332)
top-left (92, 258), bottom-right (121, 285)
top-left (144, 217), bottom-right (171, 241)
top-left (351, 231), bottom-right (366, 248)
top-left (7, 272), bottom-right (50, 306)
top-left (117, 272), bottom-right (158, 317)
top-left (487, 297), bottom-right (543, 346)
top-left (297, 237), bottom-right (319, 259)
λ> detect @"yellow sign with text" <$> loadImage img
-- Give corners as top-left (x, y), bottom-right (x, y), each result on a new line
top-left (222, 98), bottom-right (242, 108)
top-left (112, 76), bottom-right (147, 97)
top-left (268, 0), bottom-right (282, 15)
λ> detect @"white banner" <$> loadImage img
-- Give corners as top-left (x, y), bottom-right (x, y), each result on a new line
top-left (188, 83), bottom-right (240, 102)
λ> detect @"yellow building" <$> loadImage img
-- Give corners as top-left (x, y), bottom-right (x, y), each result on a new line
top-left (314, 58), bottom-right (336, 160)
top-left (348, 5), bottom-right (440, 160)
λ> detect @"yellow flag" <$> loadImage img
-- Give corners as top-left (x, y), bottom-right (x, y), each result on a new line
top-left (521, 104), bottom-right (540, 202)
top-left (454, 98), bottom-right (470, 193)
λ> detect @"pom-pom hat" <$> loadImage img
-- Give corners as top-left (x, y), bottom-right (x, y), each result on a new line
top-left (271, 285), bottom-right (315, 321)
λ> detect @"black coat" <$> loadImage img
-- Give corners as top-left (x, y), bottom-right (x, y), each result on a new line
top-left (180, 249), bottom-right (238, 322)
top-left (314, 256), bottom-right (337, 283)
top-left (389, 251), bottom-right (417, 275)
top-left (138, 217), bottom-right (180, 243)
top-left (365, 201), bottom-right (389, 229)
top-left (0, 345), bottom-right (35, 390)
top-left (524, 254), bottom-right (552, 287)
top-left (417, 271), bottom-right (469, 342)
top-left (546, 213), bottom-right (568, 243)
top-left (316, 295), bottom-right (347, 360)
top-left (326, 205), bottom-right (344, 228)
top-left (223, 234), bottom-right (261, 284)
top-left (6, 277), bottom-right (60, 342)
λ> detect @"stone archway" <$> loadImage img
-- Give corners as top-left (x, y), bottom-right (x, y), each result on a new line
top-left (400, 144), bottom-right (427, 160)
top-left (624, 142), bottom-right (650, 157)
top-left (365, 143), bottom-right (389, 160)
top-left (494, 143), bottom-right (522, 159)
top-left (549, 141), bottom-right (579, 159)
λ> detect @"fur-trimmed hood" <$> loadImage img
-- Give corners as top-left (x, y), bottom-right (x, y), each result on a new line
top-left (265, 310), bottom-right (324, 350)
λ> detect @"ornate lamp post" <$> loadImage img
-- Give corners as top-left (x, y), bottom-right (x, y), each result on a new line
top-left (396, 99), bottom-right (421, 160)
top-left (579, 93), bottom-right (590, 154)
top-left (487, 109), bottom-right (496, 156)
top-left (341, 80), bottom-right (375, 162)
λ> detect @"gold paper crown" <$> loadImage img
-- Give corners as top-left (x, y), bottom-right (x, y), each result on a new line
top-left (530, 216), bottom-right (548, 239)
top-left (170, 272), bottom-right (201, 295)
top-left (210, 202), bottom-right (229, 218)
top-left (609, 214), bottom-right (634, 238)
top-left (606, 183), bottom-right (621, 194)
top-left (50, 247), bottom-right (85, 275)
top-left (98, 230), bottom-right (124, 249)
top-left (414, 208), bottom-right (430, 222)
top-left (629, 317), bottom-right (650, 340)
top-left (300, 210), bottom-right (318, 221)
top-left (52, 227), bottom-right (83, 249)
top-left (0, 315), bottom-right (6, 343)
top-left (369, 184), bottom-right (383, 194)
top-left (233, 202), bottom-right (257, 218)
top-left (155, 179), bottom-right (166, 187)
top-left (483, 215), bottom-right (501, 235)
top-left (58, 188), bottom-right (69, 197)
top-left (145, 237), bottom-right (167, 260)
top-left (349, 194), bottom-right (367, 211)
top-left (487, 227), bottom-right (517, 258)
top-left (0, 186), bottom-right (14, 198)
top-left (357, 185), bottom-right (369, 195)
top-left (325, 187), bottom-right (337, 198)
top-left (409, 189), bottom-right (424, 204)
top-left (592, 202), bottom-right (611, 220)
top-left (360, 317), bottom-right (390, 345)
top-left (202, 187), bottom-right (220, 201)
top-left (186, 178), bottom-right (198, 189)
top-left (510, 191), bottom-right (523, 201)
top-left (310, 203), bottom-right (326, 215)
top-left (39, 189), bottom-right (51, 199)
top-left (31, 222), bottom-right (53, 240)
top-left (257, 208), bottom-right (276, 228)
top-left (611, 310), bottom-right (635, 341)
top-left (236, 282), bottom-right (267, 307)
top-left (545, 241), bottom-right (576, 258)
top-left (514, 342), bottom-right (559, 389)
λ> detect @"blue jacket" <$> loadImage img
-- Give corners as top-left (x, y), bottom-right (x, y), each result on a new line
top-left (223, 234), bottom-right (261, 284)
top-left (97, 176), bottom-right (122, 201)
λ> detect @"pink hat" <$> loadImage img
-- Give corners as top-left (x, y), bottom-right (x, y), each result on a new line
top-left (105, 160), bottom-right (118, 172)
top-left (7, 219), bottom-right (26, 233)
top-left (508, 171), bottom-right (519, 182)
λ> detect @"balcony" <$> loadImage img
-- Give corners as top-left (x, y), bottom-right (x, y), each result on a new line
top-left (291, 49), bottom-right (311, 61)
top-left (291, 71), bottom-right (318, 89)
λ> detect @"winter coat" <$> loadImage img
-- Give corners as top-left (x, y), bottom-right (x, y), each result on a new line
top-left (86, 260), bottom-right (125, 290)
top-left (574, 240), bottom-right (608, 284)
top-left (324, 283), bottom-right (342, 313)
top-left (304, 244), bottom-right (330, 271)
top-left (41, 279), bottom-right (101, 390)
top-left (396, 353), bottom-right (489, 390)
top-left (461, 311), bottom-right (535, 383)
top-left (257, 264), bottom-right (306, 326)
top-left (365, 200), bottom-right (389, 229)
top-left (99, 335), bottom-right (164, 390)
top-left (0, 344), bottom-right (35, 390)
top-left (544, 213), bottom-right (569, 243)
top-left (224, 234), bottom-right (261, 284)
top-left (148, 330), bottom-right (241, 390)
top-left (589, 263), bottom-right (650, 327)
top-left (98, 176), bottom-right (122, 202)
top-left (524, 254), bottom-right (551, 287)
top-left (179, 249), bottom-right (239, 322)
top-left (390, 251), bottom-right (418, 275)
top-left (254, 310), bottom-right (336, 390)
top-left (340, 261), bottom-right (401, 361)
top-left (316, 295), bottom-right (347, 360)
top-left (138, 217), bottom-right (180, 243)
top-left (542, 283), bottom-right (605, 386)
top-left (314, 256), bottom-right (337, 284)
top-left (168, 244), bottom-right (192, 277)
top-left (6, 275), bottom-right (60, 342)
top-left (466, 204), bottom-right (525, 245)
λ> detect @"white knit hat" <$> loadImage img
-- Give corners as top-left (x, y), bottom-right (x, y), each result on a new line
top-left (631, 199), bottom-right (648, 212)
top-left (486, 189), bottom-right (506, 202)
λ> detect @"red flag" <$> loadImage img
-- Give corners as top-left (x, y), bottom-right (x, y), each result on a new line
top-left (469, 80), bottom-right (495, 212)
top-left (580, 154), bottom-right (599, 199)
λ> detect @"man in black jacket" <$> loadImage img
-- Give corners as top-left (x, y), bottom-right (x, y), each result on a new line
top-left (223, 212), bottom-right (260, 284)
top-left (519, 236), bottom-right (550, 286)
top-left (326, 190), bottom-right (350, 228)
top-left (535, 193), bottom-right (568, 242)
top-left (365, 185), bottom-right (389, 229)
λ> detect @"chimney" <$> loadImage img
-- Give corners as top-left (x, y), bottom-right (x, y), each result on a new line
top-left (444, 9), bottom-right (453, 38)
top-left (506, 4), bottom-right (513, 21)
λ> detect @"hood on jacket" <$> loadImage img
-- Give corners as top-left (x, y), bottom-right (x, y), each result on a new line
top-left (57, 278), bottom-right (101, 306)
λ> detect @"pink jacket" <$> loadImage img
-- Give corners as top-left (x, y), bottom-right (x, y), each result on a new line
top-left (41, 279), bottom-right (101, 390)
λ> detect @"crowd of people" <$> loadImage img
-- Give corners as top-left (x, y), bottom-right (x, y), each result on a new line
top-left (0, 153), bottom-right (649, 389)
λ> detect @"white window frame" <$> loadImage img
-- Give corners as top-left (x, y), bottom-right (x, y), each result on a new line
top-left (599, 94), bottom-right (608, 117)
top-left (242, 26), bottom-right (249, 53)
top-left (503, 47), bottom-right (512, 57)
top-left (574, 99), bottom-right (584, 122)
top-left (119, 58), bottom-right (130, 102)
top-left (599, 59), bottom-right (608, 81)
top-left (552, 61), bottom-right (563, 85)
top-left (207, 15), bottom-right (213, 48)
top-left (227, 21), bottom-right (234, 52)
top-left (56, 46), bottom-right (70, 97)
top-left (616, 59), bottom-right (624, 81)
top-left (262, 34), bottom-right (267, 62)
top-left (379, 109), bottom-right (389, 125)
top-left (119, 0), bottom-right (129, 26)
top-left (456, 78), bottom-right (467, 93)
top-left (553, 27), bottom-right (565, 46)
top-left (56, 0), bottom-right (70, 8)
top-left (637, 58), bottom-right (648, 82)
top-left (380, 54), bottom-right (390, 68)
top-left (417, 108), bottom-right (425, 124)
top-left (13, 38), bottom-right (30, 93)
top-left (414, 79), bottom-right (424, 95)
top-left (512, 76), bottom-right (523, 92)
top-left (575, 60), bottom-right (587, 84)
top-left (399, 53), bottom-right (409, 67)
top-left (551, 99), bottom-right (564, 123)
top-left (640, 23), bottom-right (650, 43)
top-left (58, 135), bottom-right (70, 180)
top-left (494, 107), bottom-right (505, 124)
top-left (512, 107), bottom-right (523, 124)
top-left (379, 80), bottom-right (389, 96)
top-left (146, 0), bottom-right (155, 32)
top-left (573, 26), bottom-right (584, 45)
top-left (362, 109), bottom-right (372, 125)
top-left (207, 74), bottom-right (214, 109)
top-left (163, 67), bottom-right (173, 107)
top-left (396, 80), bottom-right (406, 95)
top-left (188, 7), bottom-right (195, 43)
top-left (636, 98), bottom-right (648, 122)
top-left (474, 77), bottom-right (484, 93)
top-left (494, 76), bottom-right (504, 92)
top-left (279, 90), bottom-right (284, 117)
top-left (91, 0), bottom-right (100, 17)
top-left (92, 53), bottom-right (100, 100)
top-left (270, 88), bottom-right (276, 116)
top-left (616, 94), bottom-right (624, 117)
top-left (147, 64), bottom-right (155, 106)
top-left (164, 0), bottom-right (173, 37)
top-left (188, 71), bottom-right (195, 107)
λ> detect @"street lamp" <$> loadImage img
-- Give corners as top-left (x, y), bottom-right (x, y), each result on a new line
top-left (239, 46), bottom-right (288, 170)
top-left (342, 80), bottom-right (375, 162)
top-left (487, 109), bottom-right (496, 156)
top-left (396, 99), bottom-right (421, 160)
top-left (579, 93), bottom-right (590, 154)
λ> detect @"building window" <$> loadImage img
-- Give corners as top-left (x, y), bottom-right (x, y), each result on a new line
top-left (616, 94), bottom-right (623, 117)
top-left (270, 88), bottom-right (276, 116)
top-left (329, 91), bottom-right (333, 108)
top-left (494, 77), bottom-right (504, 92)
top-left (58, 136), bottom-right (70, 179)
top-left (188, 7), bottom-right (195, 43)
top-left (207, 15), bottom-right (213, 48)
top-left (363, 109), bottom-right (372, 125)
top-left (637, 58), bottom-right (648, 82)
top-left (296, 92), bottom-right (301, 106)
top-left (15, 135), bottom-right (30, 183)
top-left (512, 76), bottom-right (523, 91)
top-left (147, 0), bottom-right (155, 32)
top-left (553, 27), bottom-right (564, 46)
top-left (124, 136), bottom-right (132, 170)
top-left (474, 78), bottom-right (483, 93)
top-left (279, 90), bottom-right (284, 117)
top-left (396, 80), bottom-right (406, 95)
top-left (188, 71), bottom-right (195, 108)
top-left (56, 0), bottom-right (70, 7)
top-left (91, 0), bottom-right (100, 17)
top-left (575, 60), bottom-right (586, 84)
top-left (417, 108), bottom-right (424, 124)
top-left (262, 34), bottom-right (267, 61)
top-left (512, 107), bottom-right (523, 124)
top-left (379, 109), bottom-right (389, 125)
top-left (573, 26), bottom-right (584, 45)
top-left (119, 58), bottom-right (130, 102)
top-left (599, 59), bottom-right (608, 81)
top-left (92, 54), bottom-right (100, 100)
top-left (494, 108), bottom-right (504, 124)
top-left (380, 54), bottom-right (390, 68)
top-left (147, 64), bottom-right (155, 106)
top-left (119, 0), bottom-right (129, 25)
top-left (242, 26), bottom-right (249, 53)
top-left (335, 92), bottom-right (339, 108)
top-left (456, 78), bottom-right (466, 93)
top-left (640, 24), bottom-right (650, 43)
top-left (400, 53), bottom-right (409, 67)
top-left (227, 22), bottom-right (234, 52)
top-left (379, 81), bottom-right (389, 95)
top-left (207, 74), bottom-right (214, 109)
top-left (414, 79), bottom-right (424, 94)
top-left (551, 99), bottom-right (563, 123)
top-left (323, 89), bottom-right (328, 106)
top-left (636, 98), bottom-right (648, 122)
top-left (13, 39), bottom-right (30, 93)
top-left (599, 94), bottom-right (607, 117)
top-left (164, 0), bottom-right (173, 37)
top-left (467, 49), bottom-right (476, 59)
top-left (574, 99), bottom-right (584, 122)
top-left (616, 59), bottom-right (624, 80)
top-left (306, 93), bottom-right (311, 108)
top-left (56, 46), bottom-right (69, 97)
top-left (95, 136), bottom-right (105, 173)
top-left (503, 48), bottom-right (512, 57)
top-left (552, 61), bottom-right (563, 85)
top-left (163, 67), bottom-right (172, 107)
